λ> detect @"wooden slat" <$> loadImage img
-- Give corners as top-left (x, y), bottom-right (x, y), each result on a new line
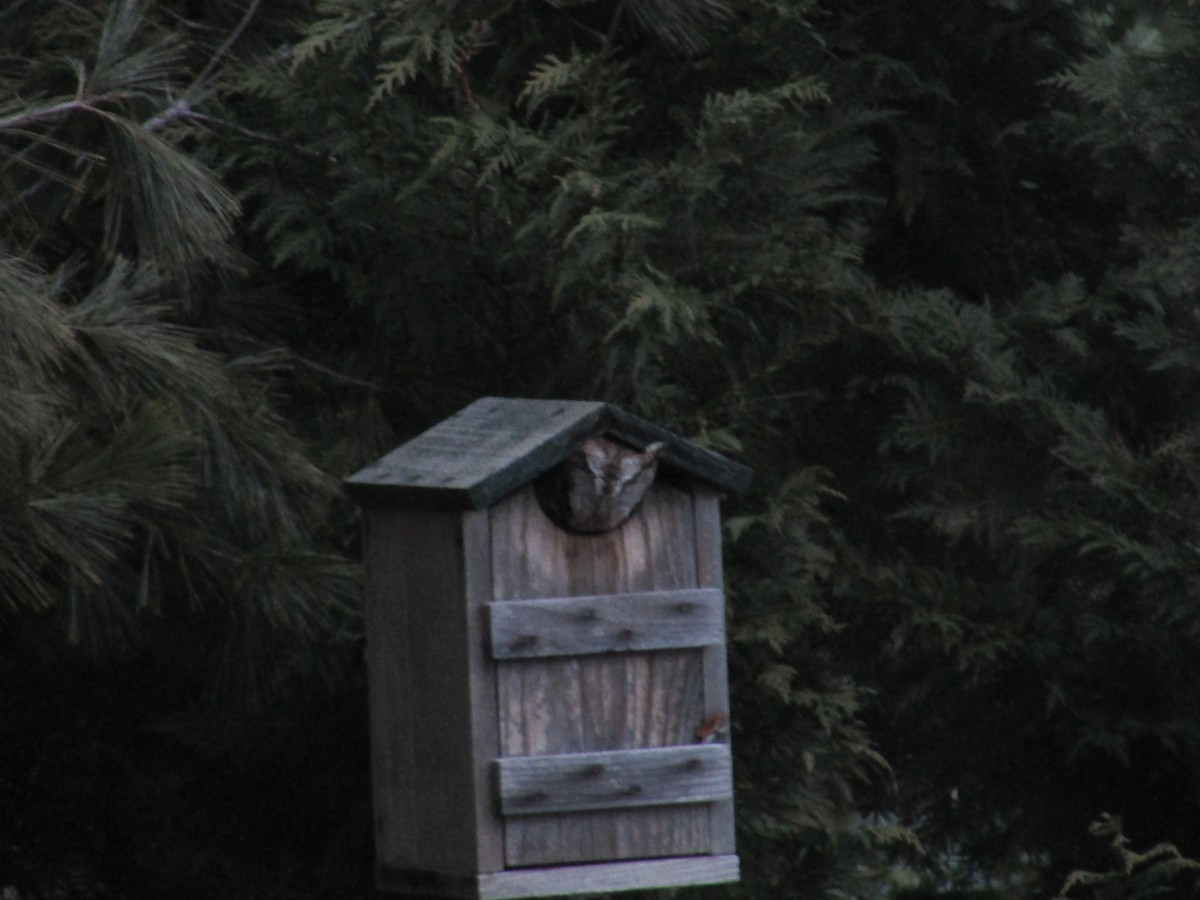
top-left (376, 855), bottom-right (741, 899)
top-left (462, 510), bottom-right (505, 871)
top-left (491, 481), bottom-right (711, 867)
top-left (497, 745), bottom-right (732, 816)
top-left (487, 588), bottom-right (723, 659)
top-left (477, 854), bottom-right (740, 899)
top-left (693, 486), bottom-right (738, 856)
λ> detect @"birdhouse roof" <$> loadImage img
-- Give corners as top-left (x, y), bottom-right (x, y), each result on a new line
top-left (344, 397), bottom-right (752, 509)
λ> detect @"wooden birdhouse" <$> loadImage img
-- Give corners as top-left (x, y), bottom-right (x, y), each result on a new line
top-left (345, 398), bottom-right (751, 899)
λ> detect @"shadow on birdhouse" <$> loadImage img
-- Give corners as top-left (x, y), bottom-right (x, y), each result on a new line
top-left (345, 398), bottom-right (751, 899)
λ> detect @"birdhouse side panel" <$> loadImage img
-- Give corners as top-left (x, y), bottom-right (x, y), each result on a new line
top-left (364, 508), bottom-right (485, 875)
top-left (488, 480), bottom-right (717, 867)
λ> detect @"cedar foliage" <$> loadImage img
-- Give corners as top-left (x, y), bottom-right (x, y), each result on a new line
top-left (5, 0), bottom-right (1200, 898)
top-left (820, 0), bottom-right (1200, 890)
top-left (1058, 814), bottom-right (1200, 900)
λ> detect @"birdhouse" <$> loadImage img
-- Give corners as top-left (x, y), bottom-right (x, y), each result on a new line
top-left (345, 398), bottom-right (751, 899)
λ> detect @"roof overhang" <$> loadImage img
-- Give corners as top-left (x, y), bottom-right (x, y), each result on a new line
top-left (344, 397), bottom-right (752, 510)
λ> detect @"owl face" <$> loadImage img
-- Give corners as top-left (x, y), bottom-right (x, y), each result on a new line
top-left (581, 438), bottom-right (659, 490)
top-left (540, 436), bottom-right (666, 533)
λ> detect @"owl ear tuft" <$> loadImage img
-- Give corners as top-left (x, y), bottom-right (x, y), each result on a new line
top-left (579, 436), bottom-right (615, 477)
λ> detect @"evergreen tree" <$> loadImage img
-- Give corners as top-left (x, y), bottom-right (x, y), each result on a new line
top-left (0, 3), bottom-right (360, 896)
top-left (814, 0), bottom-right (1200, 890)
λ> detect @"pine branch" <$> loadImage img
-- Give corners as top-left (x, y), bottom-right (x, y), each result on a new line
top-left (0, 98), bottom-right (108, 134)
top-left (143, 0), bottom-right (262, 132)
top-left (606, 0), bottom-right (626, 47)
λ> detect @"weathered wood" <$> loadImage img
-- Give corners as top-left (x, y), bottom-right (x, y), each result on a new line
top-left (487, 588), bottom-right (723, 659)
top-left (344, 397), bottom-right (752, 509)
top-left (491, 480), bottom-right (712, 867)
top-left (489, 479), bottom-right (699, 601)
top-left (462, 509), bottom-right (505, 872)
top-left (363, 510), bottom-right (419, 871)
top-left (497, 652), bottom-right (703, 752)
top-left (693, 486), bottom-right (738, 856)
top-left (477, 855), bottom-right (740, 899)
top-left (377, 855), bottom-right (740, 899)
top-left (365, 509), bottom-right (481, 874)
top-left (497, 745), bottom-right (732, 815)
top-left (494, 650), bottom-right (710, 867)
top-left (346, 398), bottom-right (606, 509)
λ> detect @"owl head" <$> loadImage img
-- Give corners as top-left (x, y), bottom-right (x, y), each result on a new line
top-left (537, 436), bottom-right (667, 533)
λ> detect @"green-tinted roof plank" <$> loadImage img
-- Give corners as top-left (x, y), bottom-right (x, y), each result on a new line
top-left (345, 397), bottom-right (751, 509)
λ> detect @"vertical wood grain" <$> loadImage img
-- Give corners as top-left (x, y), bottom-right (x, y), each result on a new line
top-left (463, 509), bottom-right (505, 872)
top-left (491, 480), bottom-right (712, 866)
top-left (365, 509), bottom-right (481, 874)
top-left (693, 486), bottom-right (737, 855)
top-left (364, 510), bottom-right (419, 870)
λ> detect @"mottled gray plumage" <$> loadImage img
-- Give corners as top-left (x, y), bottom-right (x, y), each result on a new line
top-left (536, 437), bottom-right (666, 533)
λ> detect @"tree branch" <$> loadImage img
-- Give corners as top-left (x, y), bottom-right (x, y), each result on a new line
top-left (0, 99), bottom-right (95, 134)
top-left (197, 0), bottom-right (262, 87)
top-left (605, 0), bottom-right (627, 46)
top-left (143, 0), bottom-right (262, 133)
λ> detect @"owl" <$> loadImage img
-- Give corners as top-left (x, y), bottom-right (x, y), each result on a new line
top-left (536, 436), bottom-right (666, 533)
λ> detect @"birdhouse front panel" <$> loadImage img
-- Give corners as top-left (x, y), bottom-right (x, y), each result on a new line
top-left (486, 478), bottom-right (733, 868)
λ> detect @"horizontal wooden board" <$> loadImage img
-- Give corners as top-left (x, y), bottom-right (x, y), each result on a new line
top-left (478, 854), bottom-right (740, 899)
top-left (488, 589), bottom-right (723, 659)
top-left (497, 745), bottom-right (732, 816)
top-left (376, 855), bottom-right (740, 899)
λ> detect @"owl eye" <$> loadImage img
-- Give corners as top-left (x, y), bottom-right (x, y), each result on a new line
top-left (586, 457), bottom-right (611, 479)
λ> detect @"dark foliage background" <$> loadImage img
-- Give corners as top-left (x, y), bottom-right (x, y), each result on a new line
top-left (3, 0), bottom-right (1200, 897)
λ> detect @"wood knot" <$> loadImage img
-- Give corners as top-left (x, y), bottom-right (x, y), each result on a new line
top-left (517, 790), bottom-right (549, 806)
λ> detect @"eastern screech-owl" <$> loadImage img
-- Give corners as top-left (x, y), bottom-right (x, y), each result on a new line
top-left (536, 436), bottom-right (666, 533)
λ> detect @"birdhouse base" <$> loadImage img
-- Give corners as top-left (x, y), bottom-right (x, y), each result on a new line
top-left (377, 855), bottom-right (740, 898)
